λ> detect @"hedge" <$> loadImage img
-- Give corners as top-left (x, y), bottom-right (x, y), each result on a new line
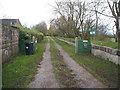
top-left (18, 26), bottom-right (44, 43)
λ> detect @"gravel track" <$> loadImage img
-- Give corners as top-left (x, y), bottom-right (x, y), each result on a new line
top-left (29, 39), bottom-right (59, 88)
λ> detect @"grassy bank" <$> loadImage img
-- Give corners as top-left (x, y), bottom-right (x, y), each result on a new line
top-left (53, 37), bottom-right (119, 88)
top-left (50, 39), bottom-right (78, 88)
top-left (2, 38), bottom-right (47, 88)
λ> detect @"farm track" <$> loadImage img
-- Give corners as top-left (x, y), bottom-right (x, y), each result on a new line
top-left (29, 39), bottom-right (59, 88)
top-left (51, 38), bottom-right (107, 88)
top-left (29, 37), bottom-right (106, 88)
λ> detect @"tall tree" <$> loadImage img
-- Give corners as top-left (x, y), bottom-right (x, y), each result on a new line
top-left (107, 0), bottom-right (120, 43)
top-left (54, 1), bottom-right (91, 38)
top-left (34, 21), bottom-right (47, 35)
top-left (90, 0), bottom-right (120, 43)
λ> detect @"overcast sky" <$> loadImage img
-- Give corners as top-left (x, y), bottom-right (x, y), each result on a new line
top-left (0, 0), bottom-right (57, 28)
top-left (0, 0), bottom-right (115, 34)
top-left (0, 0), bottom-right (94, 28)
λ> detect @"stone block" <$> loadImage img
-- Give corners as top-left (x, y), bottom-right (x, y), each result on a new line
top-left (2, 48), bottom-right (9, 62)
top-left (93, 45), bottom-right (99, 49)
top-left (99, 47), bottom-right (106, 51)
top-left (117, 50), bottom-right (120, 56)
top-left (108, 48), bottom-right (113, 54)
top-left (111, 49), bottom-right (118, 55)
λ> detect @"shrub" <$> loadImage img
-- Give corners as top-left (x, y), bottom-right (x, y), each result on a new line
top-left (18, 26), bottom-right (44, 43)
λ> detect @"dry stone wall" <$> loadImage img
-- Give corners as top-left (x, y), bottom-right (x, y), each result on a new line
top-left (91, 44), bottom-right (120, 64)
top-left (0, 19), bottom-right (20, 63)
top-left (59, 38), bottom-right (120, 65)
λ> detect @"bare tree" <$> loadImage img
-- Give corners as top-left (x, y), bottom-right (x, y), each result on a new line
top-left (54, 0), bottom-right (91, 38)
top-left (54, 1), bottom-right (76, 37)
top-left (53, 0), bottom-right (114, 40)
top-left (74, 2), bottom-right (90, 39)
top-left (89, 0), bottom-right (120, 43)
top-left (83, 18), bottom-right (95, 39)
top-left (107, 0), bottom-right (120, 43)
top-left (91, 0), bottom-right (101, 34)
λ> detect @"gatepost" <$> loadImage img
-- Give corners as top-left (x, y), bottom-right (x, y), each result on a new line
top-left (119, 17), bottom-right (120, 43)
top-left (75, 37), bottom-right (78, 53)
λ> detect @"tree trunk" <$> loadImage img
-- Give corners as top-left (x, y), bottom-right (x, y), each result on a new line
top-left (118, 17), bottom-right (120, 43)
top-left (118, 30), bottom-right (120, 43)
top-left (115, 17), bottom-right (120, 43)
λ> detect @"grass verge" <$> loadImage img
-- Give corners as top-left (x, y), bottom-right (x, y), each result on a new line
top-left (50, 39), bottom-right (78, 88)
top-left (53, 37), bottom-right (119, 88)
top-left (2, 37), bottom-right (47, 88)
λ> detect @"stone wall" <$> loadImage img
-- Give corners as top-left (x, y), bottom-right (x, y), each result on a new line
top-left (91, 44), bottom-right (120, 64)
top-left (58, 38), bottom-right (120, 65)
top-left (0, 19), bottom-right (20, 63)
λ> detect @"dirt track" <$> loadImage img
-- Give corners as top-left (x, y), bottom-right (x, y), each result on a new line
top-left (51, 38), bottom-right (107, 88)
top-left (29, 37), bottom-right (106, 88)
top-left (29, 39), bottom-right (59, 88)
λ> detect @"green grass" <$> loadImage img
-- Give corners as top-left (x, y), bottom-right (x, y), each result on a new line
top-left (50, 39), bottom-right (78, 88)
top-left (2, 37), bottom-right (47, 88)
top-left (53, 37), bottom-right (119, 88)
top-left (62, 37), bottom-right (120, 49)
top-left (63, 37), bottom-right (75, 41)
top-left (91, 40), bottom-right (120, 49)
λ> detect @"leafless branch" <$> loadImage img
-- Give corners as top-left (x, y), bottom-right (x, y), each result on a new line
top-left (90, 9), bottom-right (115, 18)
